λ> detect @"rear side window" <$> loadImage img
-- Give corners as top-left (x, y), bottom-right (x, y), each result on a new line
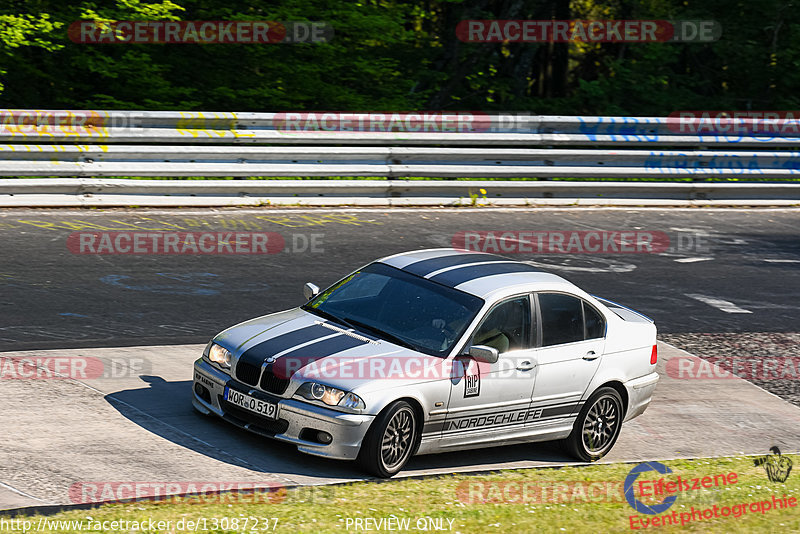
top-left (584, 302), bottom-right (606, 339)
top-left (539, 293), bottom-right (584, 346)
top-left (538, 293), bottom-right (606, 346)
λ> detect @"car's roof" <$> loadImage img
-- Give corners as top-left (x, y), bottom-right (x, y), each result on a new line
top-left (377, 248), bottom-right (578, 299)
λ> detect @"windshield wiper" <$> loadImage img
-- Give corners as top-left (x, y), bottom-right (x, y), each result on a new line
top-left (301, 304), bottom-right (356, 330)
top-left (302, 306), bottom-right (418, 351)
top-left (341, 316), bottom-right (418, 351)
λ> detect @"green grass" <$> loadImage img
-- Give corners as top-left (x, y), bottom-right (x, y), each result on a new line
top-left (6, 455), bottom-right (800, 533)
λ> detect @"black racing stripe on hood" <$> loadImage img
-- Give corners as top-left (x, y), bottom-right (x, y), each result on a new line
top-left (402, 253), bottom-right (508, 277)
top-left (237, 323), bottom-right (333, 370)
top-left (272, 334), bottom-right (368, 379)
top-left (428, 262), bottom-right (540, 287)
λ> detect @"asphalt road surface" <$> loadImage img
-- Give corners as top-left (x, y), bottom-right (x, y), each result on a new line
top-left (2, 206), bottom-right (799, 512)
top-left (0, 207), bottom-right (798, 352)
top-left (3, 342), bottom-right (799, 510)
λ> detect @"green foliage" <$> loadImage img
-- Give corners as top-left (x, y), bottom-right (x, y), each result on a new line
top-left (0, 13), bottom-right (61, 51)
top-left (0, 1), bottom-right (797, 114)
top-left (0, 13), bottom-right (62, 92)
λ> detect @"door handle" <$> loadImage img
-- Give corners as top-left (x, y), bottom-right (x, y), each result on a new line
top-left (583, 351), bottom-right (599, 361)
top-left (516, 360), bottom-right (536, 371)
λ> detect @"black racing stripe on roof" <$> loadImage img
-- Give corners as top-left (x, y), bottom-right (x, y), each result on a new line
top-left (428, 262), bottom-right (541, 287)
top-left (238, 323), bottom-right (332, 368)
top-left (402, 253), bottom-right (509, 277)
top-left (272, 334), bottom-right (367, 378)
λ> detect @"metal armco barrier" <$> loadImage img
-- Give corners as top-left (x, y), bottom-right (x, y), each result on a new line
top-left (0, 110), bottom-right (799, 206)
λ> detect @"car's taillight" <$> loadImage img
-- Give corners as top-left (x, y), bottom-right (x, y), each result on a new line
top-left (650, 345), bottom-right (658, 365)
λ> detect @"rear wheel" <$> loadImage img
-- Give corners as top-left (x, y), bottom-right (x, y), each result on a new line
top-left (358, 401), bottom-right (417, 478)
top-left (563, 387), bottom-right (623, 462)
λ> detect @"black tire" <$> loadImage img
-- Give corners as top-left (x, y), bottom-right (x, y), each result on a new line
top-left (563, 387), bottom-right (624, 462)
top-left (357, 401), bottom-right (417, 478)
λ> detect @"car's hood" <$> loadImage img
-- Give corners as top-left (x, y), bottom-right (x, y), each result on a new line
top-left (213, 307), bottom-right (311, 353)
top-left (215, 308), bottom-right (451, 392)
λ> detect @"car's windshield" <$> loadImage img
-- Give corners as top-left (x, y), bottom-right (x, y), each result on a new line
top-left (302, 262), bottom-right (484, 357)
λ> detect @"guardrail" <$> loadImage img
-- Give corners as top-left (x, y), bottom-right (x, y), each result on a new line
top-left (0, 178), bottom-right (798, 207)
top-left (0, 110), bottom-right (799, 206)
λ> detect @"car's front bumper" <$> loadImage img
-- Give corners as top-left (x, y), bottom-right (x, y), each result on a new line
top-left (192, 358), bottom-right (374, 460)
top-left (623, 371), bottom-right (659, 421)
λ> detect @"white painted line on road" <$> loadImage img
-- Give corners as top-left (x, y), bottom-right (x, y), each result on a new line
top-left (685, 293), bottom-right (753, 314)
top-left (0, 480), bottom-right (51, 504)
top-left (674, 257), bottom-right (714, 263)
top-left (669, 227), bottom-right (712, 235)
top-left (764, 259), bottom-right (800, 263)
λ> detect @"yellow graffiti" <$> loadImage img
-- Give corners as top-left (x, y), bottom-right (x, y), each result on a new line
top-left (176, 127), bottom-right (200, 138)
top-left (219, 218), bottom-right (263, 230)
top-left (231, 129), bottom-right (256, 138)
top-left (14, 214), bottom-right (382, 232)
top-left (175, 111), bottom-right (239, 131)
top-left (255, 214), bottom-right (382, 227)
top-left (15, 219), bottom-right (189, 231)
top-left (182, 218), bottom-right (214, 229)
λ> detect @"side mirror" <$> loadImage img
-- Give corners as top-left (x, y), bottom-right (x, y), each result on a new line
top-left (468, 345), bottom-right (499, 364)
top-left (303, 282), bottom-right (320, 301)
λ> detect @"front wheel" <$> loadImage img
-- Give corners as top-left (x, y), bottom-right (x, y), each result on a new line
top-left (357, 401), bottom-right (417, 478)
top-left (563, 387), bottom-right (623, 462)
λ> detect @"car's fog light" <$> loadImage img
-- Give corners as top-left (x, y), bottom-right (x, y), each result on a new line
top-left (194, 383), bottom-right (211, 402)
top-left (317, 431), bottom-right (332, 444)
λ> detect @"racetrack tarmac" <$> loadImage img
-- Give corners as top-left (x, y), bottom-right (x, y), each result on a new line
top-left (1, 342), bottom-right (798, 512)
top-left (0, 207), bottom-right (798, 351)
top-left (1, 207), bottom-right (798, 513)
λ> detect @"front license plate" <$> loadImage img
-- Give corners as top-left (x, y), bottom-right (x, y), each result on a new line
top-left (224, 387), bottom-right (279, 420)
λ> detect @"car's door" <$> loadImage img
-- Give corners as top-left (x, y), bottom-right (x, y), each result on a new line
top-left (529, 292), bottom-right (607, 420)
top-left (439, 294), bottom-right (538, 448)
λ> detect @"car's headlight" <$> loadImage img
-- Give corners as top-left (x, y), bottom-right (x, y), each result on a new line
top-left (208, 343), bottom-right (232, 369)
top-left (295, 382), bottom-right (366, 410)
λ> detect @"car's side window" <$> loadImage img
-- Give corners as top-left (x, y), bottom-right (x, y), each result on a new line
top-left (539, 293), bottom-right (584, 347)
top-left (471, 296), bottom-right (532, 354)
top-left (538, 293), bottom-right (607, 346)
top-left (584, 302), bottom-right (606, 339)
